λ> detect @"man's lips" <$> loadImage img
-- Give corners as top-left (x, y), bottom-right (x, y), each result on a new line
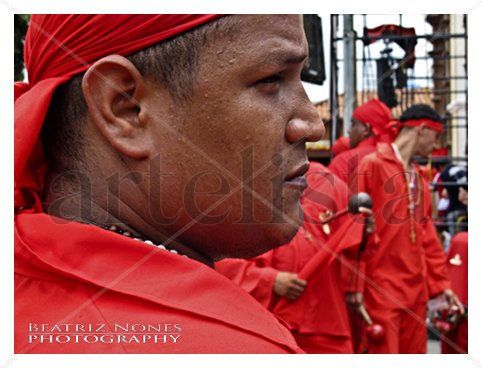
top-left (284, 161), bottom-right (309, 190)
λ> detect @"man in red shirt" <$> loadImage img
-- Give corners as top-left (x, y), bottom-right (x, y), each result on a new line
top-left (14, 15), bottom-right (324, 353)
top-left (351, 104), bottom-right (463, 353)
top-left (441, 187), bottom-right (468, 354)
top-left (332, 136), bottom-right (350, 157)
top-left (328, 98), bottom-right (393, 352)
top-left (216, 162), bottom-right (370, 353)
top-left (329, 99), bottom-right (393, 184)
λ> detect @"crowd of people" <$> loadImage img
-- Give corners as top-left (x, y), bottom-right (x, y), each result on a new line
top-left (216, 99), bottom-right (469, 354)
top-left (14, 14), bottom-right (467, 354)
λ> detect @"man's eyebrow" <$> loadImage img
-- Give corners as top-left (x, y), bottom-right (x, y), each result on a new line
top-left (283, 52), bottom-right (309, 65)
top-left (260, 50), bottom-right (309, 67)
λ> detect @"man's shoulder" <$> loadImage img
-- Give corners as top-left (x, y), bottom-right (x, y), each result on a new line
top-left (307, 161), bottom-right (345, 185)
top-left (14, 271), bottom-right (300, 353)
top-left (359, 143), bottom-right (397, 168)
top-left (14, 214), bottom-right (302, 353)
top-left (332, 146), bottom-right (357, 163)
top-left (356, 150), bottom-right (381, 170)
top-left (333, 142), bottom-right (376, 165)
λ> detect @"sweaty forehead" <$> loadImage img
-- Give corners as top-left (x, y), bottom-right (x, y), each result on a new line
top-left (208, 15), bottom-right (307, 64)
top-left (243, 15), bottom-right (306, 50)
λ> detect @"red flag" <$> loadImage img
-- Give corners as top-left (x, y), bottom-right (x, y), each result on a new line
top-left (272, 214), bottom-right (364, 330)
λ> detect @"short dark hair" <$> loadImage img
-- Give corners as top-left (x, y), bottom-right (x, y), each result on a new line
top-left (399, 104), bottom-right (443, 123)
top-left (41, 16), bottom-right (237, 172)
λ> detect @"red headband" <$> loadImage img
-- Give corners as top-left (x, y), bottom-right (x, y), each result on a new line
top-left (402, 119), bottom-right (444, 133)
top-left (15, 14), bottom-right (224, 211)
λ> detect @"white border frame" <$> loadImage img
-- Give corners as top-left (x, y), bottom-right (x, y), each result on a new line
top-left (2, 1), bottom-right (481, 367)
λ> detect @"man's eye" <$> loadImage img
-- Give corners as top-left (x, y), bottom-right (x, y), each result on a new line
top-left (257, 74), bottom-right (282, 84)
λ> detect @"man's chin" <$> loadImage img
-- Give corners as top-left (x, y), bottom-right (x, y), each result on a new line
top-left (241, 206), bottom-right (303, 258)
top-left (238, 228), bottom-right (299, 259)
top-left (271, 222), bottom-right (300, 247)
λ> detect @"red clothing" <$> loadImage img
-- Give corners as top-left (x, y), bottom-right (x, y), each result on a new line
top-left (15, 212), bottom-right (303, 353)
top-left (351, 143), bottom-right (450, 353)
top-left (328, 137), bottom-right (377, 353)
top-left (291, 332), bottom-right (353, 354)
top-left (441, 231), bottom-right (468, 354)
top-left (217, 162), bottom-right (365, 353)
top-left (441, 319), bottom-right (468, 354)
top-left (446, 232), bottom-right (468, 305)
top-left (367, 303), bottom-right (427, 354)
top-left (332, 136), bottom-right (350, 157)
top-left (328, 137), bottom-right (377, 185)
top-left (329, 99), bottom-right (393, 185)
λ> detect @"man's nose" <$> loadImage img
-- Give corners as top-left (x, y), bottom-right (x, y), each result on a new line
top-left (285, 104), bottom-right (325, 144)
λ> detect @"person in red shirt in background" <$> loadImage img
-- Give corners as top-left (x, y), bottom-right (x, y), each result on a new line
top-left (350, 104), bottom-right (464, 353)
top-left (328, 98), bottom-right (394, 352)
top-left (329, 99), bottom-right (394, 184)
top-left (441, 186), bottom-right (468, 354)
top-left (332, 136), bottom-right (350, 157)
top-left (216, 161), bottom-right (373, 353)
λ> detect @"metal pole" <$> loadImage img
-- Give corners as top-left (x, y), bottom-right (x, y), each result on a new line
top-left (330, 14), bottom-right (339, 159)
top-left (343, 15), bottom-right (356, 136)
top-left (464, 14), bottom-right (468, 156)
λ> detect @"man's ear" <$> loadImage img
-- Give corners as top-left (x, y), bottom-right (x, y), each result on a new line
top-left (82, 55), bottom-right (153, 159)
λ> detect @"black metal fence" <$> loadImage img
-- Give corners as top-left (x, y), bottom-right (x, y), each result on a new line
top-left (329, 14), bottom-right (468, 233)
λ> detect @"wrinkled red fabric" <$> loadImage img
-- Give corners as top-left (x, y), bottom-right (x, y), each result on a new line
top-left (332, 136), bottom-right (350, 157)
top-left (441, 318), bottom-right (468, 354)
top-left (446, 232), bottom-right (468, 306)
top-left (271, 214), bottom-right (364, 329)
top-left (329, 137), bottom-right (378, 186)
top-left (352, 99), bottom-right (392, 138)
top-left (441, 232), bottom-right (468, 354)
top-left (15, 14), bottom-right (223, 210)
top-left (15, 212), bottom-right (303, 353)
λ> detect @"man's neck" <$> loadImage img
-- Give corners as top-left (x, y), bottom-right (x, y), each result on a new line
top-left (42, 174), bottom-right (215, 268)
top-left (393, 132), bottom-right (418, 168)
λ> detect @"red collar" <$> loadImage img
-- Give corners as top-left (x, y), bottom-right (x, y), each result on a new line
top-left (15, 212), bottom-right (299, 351)
top-left (358, 136), bottom-right (377, 148)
